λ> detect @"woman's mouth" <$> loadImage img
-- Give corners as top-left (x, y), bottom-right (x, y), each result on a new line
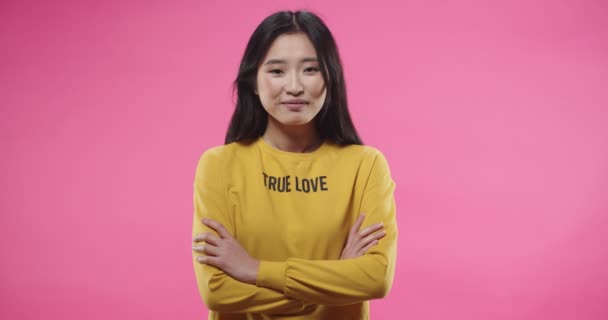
top-left (281, 99), bottom-right (308, 110)
top-left (283, 102), bottom-right (307, 111)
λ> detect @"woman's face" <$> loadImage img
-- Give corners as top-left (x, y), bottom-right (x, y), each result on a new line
top-left (255, 32), bottom-right (327, 127)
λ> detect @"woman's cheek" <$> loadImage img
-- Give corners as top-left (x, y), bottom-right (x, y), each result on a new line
top-left (266, 77), bottom-right (284, 96)
top-left (309, 78), bottom-right (325, 97)
top-left (313, 82), bottom-right (327, 99)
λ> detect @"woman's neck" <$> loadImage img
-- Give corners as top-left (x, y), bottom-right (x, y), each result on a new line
top-left (262, 117), bottom-right (322, 153)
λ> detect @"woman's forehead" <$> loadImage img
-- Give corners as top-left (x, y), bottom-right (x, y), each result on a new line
top-left (262, 33), bottom-right (318, 62)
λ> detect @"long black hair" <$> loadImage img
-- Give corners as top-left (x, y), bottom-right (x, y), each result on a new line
top-left (225, 10), bottom-right (362, 145)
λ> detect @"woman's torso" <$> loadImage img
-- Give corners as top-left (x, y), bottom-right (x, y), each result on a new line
top-left (208, 137), bottom-right (382, 319)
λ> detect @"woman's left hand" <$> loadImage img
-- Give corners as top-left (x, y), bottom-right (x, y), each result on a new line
top-left (192, 218), bottom-right (260, 285)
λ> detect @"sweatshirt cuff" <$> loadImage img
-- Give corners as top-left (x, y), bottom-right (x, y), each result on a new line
top-left (256, 260), bottom-right (287, 292)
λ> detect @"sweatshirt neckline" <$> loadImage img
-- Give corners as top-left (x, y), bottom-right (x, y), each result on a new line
top-left (255, 136), bottom-right (330, 159)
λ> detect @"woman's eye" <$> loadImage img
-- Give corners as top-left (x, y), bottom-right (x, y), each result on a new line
top-left (305, 67), bottom-right (319, 73)
top-left (269, 69), bottom-right (283, 75)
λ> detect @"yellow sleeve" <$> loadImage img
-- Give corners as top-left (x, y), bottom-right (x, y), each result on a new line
top-left (192, 149), bottom-right (313, 314)
top-left (255, 151), bottom-right (398, 306)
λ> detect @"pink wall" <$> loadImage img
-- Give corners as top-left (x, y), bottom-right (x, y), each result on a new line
top-left (1, 0), bottom-right (607, 319)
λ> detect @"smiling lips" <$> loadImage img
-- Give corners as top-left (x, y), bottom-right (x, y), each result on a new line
top-left (282, 99), bottom-right (308, 110)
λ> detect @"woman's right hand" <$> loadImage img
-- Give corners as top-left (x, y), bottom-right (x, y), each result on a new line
top-left (340, 213), bottom-right (386, 260)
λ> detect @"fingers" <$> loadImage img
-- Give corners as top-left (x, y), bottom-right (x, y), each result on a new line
top-left (357, 239), bottom-right (379, 256)
top-left (350, 213), bottom-right (365, 234)
top-left (358, 222), bottom-right (384, 238)
top-left (192, 230), bottom-right (221, 257)
top-left (192, 232), bottom-right (221, 246)
top-left (356, 229), bottom-right (385, 252)
top-left (192, 231), bottom-right (221, 257)
top-left (202, 218), bottom-right (232, 239)
top-left (196, 255), bottom-right (221, 268)
top-left (192, 243), bottom-right (220, 256)
top-left (341, 213), bottom-right (387, 259)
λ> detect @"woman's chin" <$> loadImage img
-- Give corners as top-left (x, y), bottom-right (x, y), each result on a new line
top-left (276, 116), bottom-right (314, 127)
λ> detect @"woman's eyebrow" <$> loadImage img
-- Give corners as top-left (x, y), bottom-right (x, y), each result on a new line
top-left (300, 57), bottom-right (318, 63)
top-left (263, 57), bottom-right (318, 65)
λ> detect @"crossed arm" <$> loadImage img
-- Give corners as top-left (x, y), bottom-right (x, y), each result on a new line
top-left (191, 151), bottom-right (397, 313)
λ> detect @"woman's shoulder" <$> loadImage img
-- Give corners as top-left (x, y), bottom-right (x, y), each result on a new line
top-left (329, 142), bottom-right (387, 162)
top-left (330, 144), bottom-right (393, 176)
top-left (197, 140), bottom-right (255, 165)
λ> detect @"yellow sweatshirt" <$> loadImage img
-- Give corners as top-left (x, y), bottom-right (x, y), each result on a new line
top-left (192, 137), bottom-right (398, 320)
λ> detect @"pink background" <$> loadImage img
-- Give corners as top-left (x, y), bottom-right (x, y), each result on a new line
top-left (1, 0), bottom-right (607, 319)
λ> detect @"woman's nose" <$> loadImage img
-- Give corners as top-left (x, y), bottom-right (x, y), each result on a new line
top-left (286, 72), bottom-right (304, 95)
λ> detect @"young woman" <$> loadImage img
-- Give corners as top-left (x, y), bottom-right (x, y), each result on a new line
top-left (191, 10), bottom-right (397, 319)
